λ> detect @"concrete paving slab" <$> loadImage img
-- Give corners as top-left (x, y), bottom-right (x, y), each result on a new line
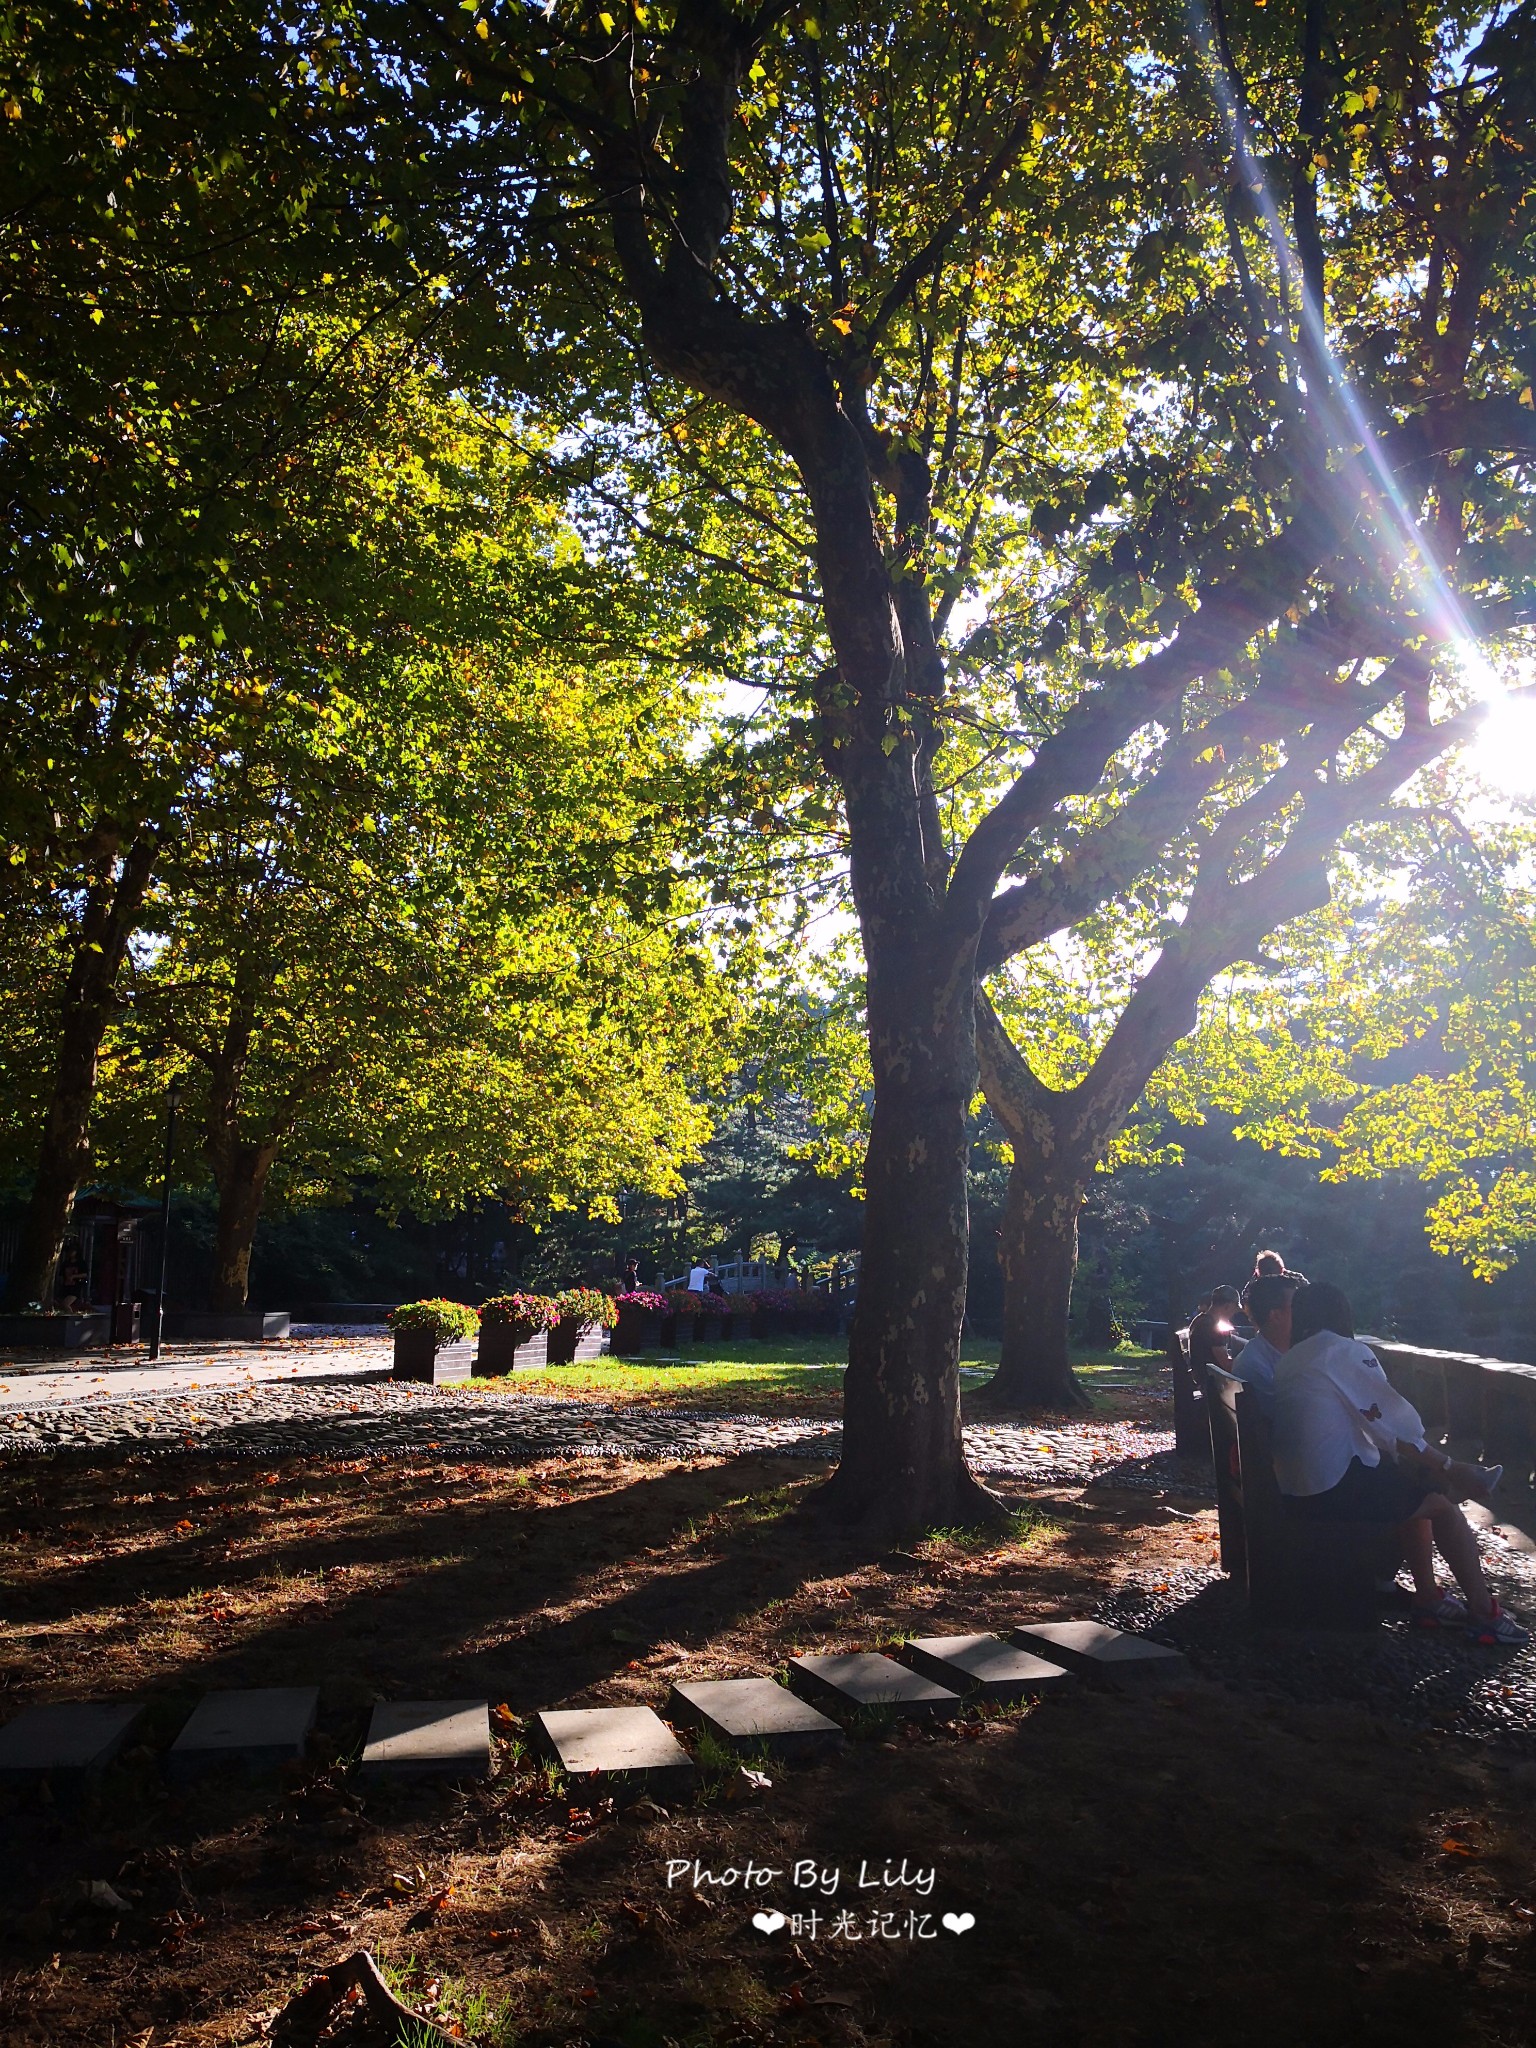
top-left (786, 1652), bottom-right (961, 1721)
top-left (1010, 1619), bottom-right (1189, 1686)
top-left (535, 1706), bottom-right (695, 1795)
top-left (359, 1700), bottom-right (491, 1780)
top-left (901, 1633), bottom-right (1073, 1703)
top-left (168, 1687), bottom-right (318, 1778)
top-left (668, 1677), bottom-right (844, 1758)
top-left (0, 1701), bottom-right (144, 1778)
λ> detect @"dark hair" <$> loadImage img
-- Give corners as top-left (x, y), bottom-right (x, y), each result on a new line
top-left (1244, 1272), bottom-right (1298, 1328)
top-left (1253, 1248), bottom-right (1286, 1276)
top-left (1289, 1281), bottom-right (1354, 1345)
top-left (1210, 1283), bottom-right (1241, 1306)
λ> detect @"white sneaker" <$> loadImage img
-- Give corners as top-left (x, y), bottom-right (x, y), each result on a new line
top-left (1411, 1592), bottom-right (1470, 1629)
top-left (1466, 1599), bottom-right (1529, 1648)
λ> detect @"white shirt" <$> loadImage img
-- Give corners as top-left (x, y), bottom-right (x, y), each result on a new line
top-left (687, 1265), bottom-right (711, 1292)
top-left (1231, 1330), bottom-right (1283, 1398)
top-left (1272, 1329), bottom-right (1428, 1497)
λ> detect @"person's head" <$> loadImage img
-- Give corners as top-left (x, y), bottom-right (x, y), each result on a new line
top-left (1288, 1280), bottom-right (1355, 1345)
top-left (1244, 1271), bottom-right (1299, 1348)
top-left (1253, 1248), bottom-right (1286, 1277)
top-left (1210, 1284), bottom-right (1240, 1315)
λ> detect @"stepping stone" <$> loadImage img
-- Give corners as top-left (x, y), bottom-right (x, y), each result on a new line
top-left (534, 1706), bottom-right (695, 1796)
top-left (167, 1687), bottom-right (318, 1779)
top-left (359, 1701), bottom-right (491, 1780)
top-left (786, 1652), bottom-right (961, 1721)
top-left (0, 1701), bottom-right (144, 1780)
top-left (667, 1677), bottom-right (844, 1759)
top-left (900, 1633), bottom-right (1073, 1704)
top-left (1010, 1620), bottom-right (1189, 1688)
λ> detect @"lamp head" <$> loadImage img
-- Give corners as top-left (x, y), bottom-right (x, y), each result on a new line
top-left (167, 1079), bottom-right (184, 1111)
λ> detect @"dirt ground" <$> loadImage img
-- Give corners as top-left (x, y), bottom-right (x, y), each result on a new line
top-left (3, 1449), bottom-right (1535, 2048)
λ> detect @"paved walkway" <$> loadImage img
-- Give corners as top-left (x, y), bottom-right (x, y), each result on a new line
top-left (0, 1331), bottom-right (386, 1407)
top-left (0, 1334), bottom-right (1197, 1491)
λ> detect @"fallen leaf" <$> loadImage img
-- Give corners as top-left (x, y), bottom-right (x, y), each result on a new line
top-left (1442, 1839), bottom-right (1480, 1858)
top-left (83, 1880), bottom-right (133, 1914)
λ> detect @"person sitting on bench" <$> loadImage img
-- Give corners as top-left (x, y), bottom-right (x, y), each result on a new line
top-left (1231, 1270), bottom-right (1300, 1408)
top-left (1273, 1282), bottom-right (1527, 1645)
top-left (1188, 1284), bottom-right (1241, 1377)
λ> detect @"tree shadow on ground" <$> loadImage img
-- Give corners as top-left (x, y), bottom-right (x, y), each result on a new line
top-left (3, 1452), bottom-right (1536, 2047)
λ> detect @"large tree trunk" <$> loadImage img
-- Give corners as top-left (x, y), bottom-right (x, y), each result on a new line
top-left (208, 1139), bottom-right (279, 1311)
top-left (201, 963), bottom-right (284, 1313)
top-left (819, 942), bottom-right (1004, 1535)
top-left (991, 1154), bottom-right (1092, 1411)
top-left (972, 994), bottom-right (1092, 1410)
top-left (4, 834), bottom-right (158, 1310)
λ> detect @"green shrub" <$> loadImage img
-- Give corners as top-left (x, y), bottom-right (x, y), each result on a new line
top-left (386, 1298), bottom-right (479, 1343)
top-left (554, 1286), bottom-right (618, 1330)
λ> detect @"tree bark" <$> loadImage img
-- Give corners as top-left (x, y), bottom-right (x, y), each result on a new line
top-left (992, 1154), bottom-right (1092, 1410)
top-left (208, 1137), bottom-right (279, 1311)
top-left (3, 833), bottom-right (158, 1310)
top-left (973, 994), bottom-right (1092, 1409)
top-left (818, 938), bottom-right (1004, 1534)
top-left (201, 961), bottom-right (286, 1313)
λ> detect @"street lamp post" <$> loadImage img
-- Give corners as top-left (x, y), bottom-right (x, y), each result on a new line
top-left (148, 1079), bottom-right (182, 1362)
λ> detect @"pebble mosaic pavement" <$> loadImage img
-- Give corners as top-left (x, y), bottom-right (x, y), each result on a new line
top-left (0, 1327), bottom-right (1189, 1488)
top-left (5, 1328), bottom-right (1534, 1747)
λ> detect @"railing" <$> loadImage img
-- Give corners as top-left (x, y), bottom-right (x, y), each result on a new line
top-left (660, 1258), bottom-right (774, 1295)
top-left (660, 1255), bottom-right (860, 1298)
top-left (1361, 1337), bottom-right (1536, 1502)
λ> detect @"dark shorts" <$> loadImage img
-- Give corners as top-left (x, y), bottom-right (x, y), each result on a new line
top-left (1283, 1456), bottom-right (1433, 1525)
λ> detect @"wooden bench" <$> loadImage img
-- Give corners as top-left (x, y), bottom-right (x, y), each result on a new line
top-left (1205, 1367), bottom-right (1398, 1629)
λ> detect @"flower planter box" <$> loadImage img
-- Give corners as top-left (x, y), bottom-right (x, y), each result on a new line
top-left (613, 1307), bottom-right (674, 1356)
top-left (696, 1315), bottom-right (727, 1344)
top-left (0, 1312), bottom-right (111, 1353)
top-left (546, 1317), bottom-right (611, 1366)
top-left (392, 1331), bottom-right (475, 1383)
top-left (474, 1326), bottom-right (549, 1376)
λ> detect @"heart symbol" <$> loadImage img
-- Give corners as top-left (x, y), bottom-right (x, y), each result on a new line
top-left (942, 1911), bottom-right (976, 1934)
top-left (752, 1910), bottom-right (787, 1934)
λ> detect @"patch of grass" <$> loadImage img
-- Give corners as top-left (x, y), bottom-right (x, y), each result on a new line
top-left (843, 1699), bottom-right (903, 1741)
top-left (920, 1503), bottom-right (1060, 1552)
top-left (467, 1356), bottom-right (851, 1416)
top-left (692, 1726), bottom-right (741, 1780)
top-left (450, 1335), bottom-right (1160, 1421)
